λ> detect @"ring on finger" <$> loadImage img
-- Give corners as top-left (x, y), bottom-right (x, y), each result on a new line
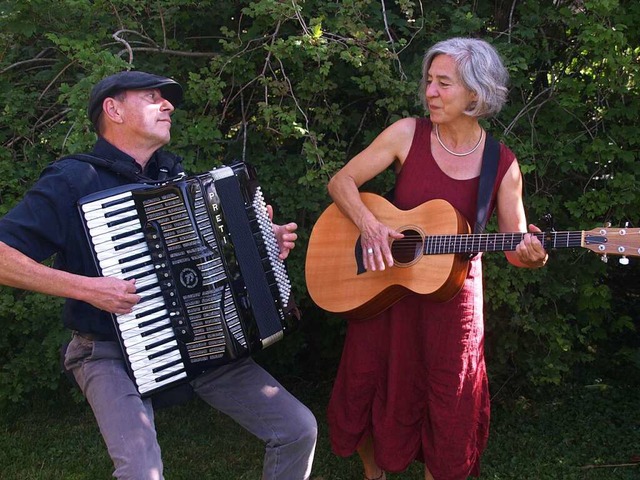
top-left (367, 248), bottom-right (374, 255)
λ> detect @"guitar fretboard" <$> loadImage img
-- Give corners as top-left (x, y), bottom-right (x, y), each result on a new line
top-left (423, 231), bottom-right (587, 255)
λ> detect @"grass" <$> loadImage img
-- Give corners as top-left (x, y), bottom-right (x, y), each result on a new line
top-left (0, 373), bottom-right (638, 479)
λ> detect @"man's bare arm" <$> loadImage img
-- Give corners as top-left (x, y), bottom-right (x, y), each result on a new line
top-left (0, 241), bottom-right (140, 314)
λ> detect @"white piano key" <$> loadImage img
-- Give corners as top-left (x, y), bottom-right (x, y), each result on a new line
top-left (134, 365), bottom-right (185, 386)
top-left (137, 371), bottom-right (188, 395)
top-left (116, 302), bottom-right (167, 327)
top-left (109, 264), bottom-right (157, 282)
top-left (133, 287), bottom-right (163, 305)
top-left (86, 210), bottom-right (140, 230)
top-left (81, 191), bottom-right (134, 213)
top-left (119, 299), bottom-right (167, 320)
top-left (119, 317), bottom-right (171, 339)
top-left (118, 302), bottom-right (168, 325)
top-left (130, 350), bottom-right (183, 374)
top-left (93, 232), bottom-right (145, 254)
top-left (128, 347), bottom-right (183, 380)
top-left (100, 252), bottom-right (152, 273)
top-left (90, 220), bottom-right (143, 241)
top-left (82, 200), bottom-right (135, 220)
top-left (127, 339), bottom-right (179, 364)
top-left (96, 242), bottom-right (148, 262)
top-left (129, 274), bottom-right (161, 291)
top-left (123, 328), bottom-right (175, 351)
top-left (120, 299), bottom-right (167, 325)
top-left (97, 242), bottom-right (150, 266)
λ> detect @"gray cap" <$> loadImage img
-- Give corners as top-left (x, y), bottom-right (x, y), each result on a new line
top-left (88, 71), bottom-right (183, 130)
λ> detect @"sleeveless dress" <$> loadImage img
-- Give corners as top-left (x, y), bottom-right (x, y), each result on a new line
top-left (327, 118), bottom-right (516, 479)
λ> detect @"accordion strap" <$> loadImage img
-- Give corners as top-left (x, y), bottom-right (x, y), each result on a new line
top-left (59, 151), bottom-right (183, 183)
top-left (59, 153), bottom-right (145, 182)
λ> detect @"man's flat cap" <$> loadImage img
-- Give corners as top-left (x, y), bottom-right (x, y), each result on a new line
top-left (88, 71), bottom-right (183, 130)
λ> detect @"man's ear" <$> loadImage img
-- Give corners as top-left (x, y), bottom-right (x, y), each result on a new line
top-left (102, 97), bottom-right (124, 124)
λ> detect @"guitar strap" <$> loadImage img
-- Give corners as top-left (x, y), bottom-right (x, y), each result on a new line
top-left (468, 133), bottom-right (500, 259)
top-left (474, 132), bottom-right (500, 234)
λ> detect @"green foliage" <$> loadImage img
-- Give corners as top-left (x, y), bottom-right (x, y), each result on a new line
top-left (0, 288), bottom-right (66, 406)
top-left (0, 0), bottom-right (638, 404)
top-left (481, 0), bottom-right (640, 387)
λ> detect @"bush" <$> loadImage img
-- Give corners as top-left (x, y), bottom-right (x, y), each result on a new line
top-left (0, 0), bottom-right (638, 404)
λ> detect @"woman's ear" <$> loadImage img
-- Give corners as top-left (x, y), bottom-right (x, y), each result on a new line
top-left (466, 90), bottom-right (479, 111)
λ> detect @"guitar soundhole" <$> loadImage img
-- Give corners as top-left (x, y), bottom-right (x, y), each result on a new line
top-left (391, 228), bottom-right (424, 267)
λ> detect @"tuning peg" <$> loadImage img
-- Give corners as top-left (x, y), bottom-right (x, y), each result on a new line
top-left (601, 254), bottom-right (608, 263)
top-left (619, 256), bottom-right (629, 266)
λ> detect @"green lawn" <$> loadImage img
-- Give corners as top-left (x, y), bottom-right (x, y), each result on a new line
top-left (0, 374), bottom-right (638, 479)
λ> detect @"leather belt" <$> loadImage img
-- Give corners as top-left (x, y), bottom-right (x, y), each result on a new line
top-left (72, 330), bottom-right (113, 342)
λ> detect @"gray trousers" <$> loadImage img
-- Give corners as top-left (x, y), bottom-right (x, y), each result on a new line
top-left (64, 334), bottom-right (317, 480)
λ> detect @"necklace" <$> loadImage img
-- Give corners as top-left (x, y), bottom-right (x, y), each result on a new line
top-left (435, 124), bottom-right (485, 157)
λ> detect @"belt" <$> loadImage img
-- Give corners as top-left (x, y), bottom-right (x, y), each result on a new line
top-left (72, 330), bottom-right (114, 342)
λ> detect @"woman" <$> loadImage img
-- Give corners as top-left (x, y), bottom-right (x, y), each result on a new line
top-left (326, 38), bottom-right (548, 480)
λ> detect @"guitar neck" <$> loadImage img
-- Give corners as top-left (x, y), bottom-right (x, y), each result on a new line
top-left (424, 231), bottom-right (586, 255)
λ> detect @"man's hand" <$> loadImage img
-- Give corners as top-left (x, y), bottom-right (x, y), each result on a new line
top-left (84, 277), bottom-right (140, 314)
top-left (267, 204), bottom-right (298, 260)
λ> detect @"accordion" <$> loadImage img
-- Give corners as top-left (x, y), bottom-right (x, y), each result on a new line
top-left (78, 162), bottom-right (300, 397)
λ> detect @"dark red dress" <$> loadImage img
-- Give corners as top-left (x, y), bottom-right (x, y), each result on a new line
top-left (327, 118), bottom-right (516, 479)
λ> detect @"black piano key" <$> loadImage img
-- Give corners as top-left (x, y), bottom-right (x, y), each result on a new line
top-left (117, 250), bottom-right (149, 265)
top-left (123, 267), bottom-right (156, 282)
top-left (105, 205), bottom-right (137, 218)
top-left (155, 366), bottom-right (187, 383)
top-left (137, 305), bottom-right (168, 323)
top-left (135, 317), bottom-right (169, 332)
top-left (112, 227), bottom-right (143, 241)
top-left (115, 237), bottom-right (146, 251)
top-left (152, 358), bottom-right (183, 374)
top-left (141, 323), bottom-right (173, 338)
top-left (136, 282), bottom-right (161, 294)
top-left (147, 343), bottom-right (179, 358)
top-left (107, 214), bottom-right (140, 228)
top-left (138, 290), bottom-right (164, 304)
top-left (102, 196), bottom-right (134, 209)
top-left (121, 260), bottom-right (154, 273)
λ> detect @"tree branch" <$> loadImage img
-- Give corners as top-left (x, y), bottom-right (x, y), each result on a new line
top-left (380, 0), bottom-right (407, 80)
top-left (112, 29), bottom-right (218, 62)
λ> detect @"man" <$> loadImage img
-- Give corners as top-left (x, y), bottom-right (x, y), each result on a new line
top-left (0, 71), bottom-right (317, 479)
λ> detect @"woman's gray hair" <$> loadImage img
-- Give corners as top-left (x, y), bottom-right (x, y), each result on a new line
top-left (419, 37), bottom-right (509, 118)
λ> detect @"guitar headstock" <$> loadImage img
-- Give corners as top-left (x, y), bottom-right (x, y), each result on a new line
top-left (583, 226), bottom-right (640, 264)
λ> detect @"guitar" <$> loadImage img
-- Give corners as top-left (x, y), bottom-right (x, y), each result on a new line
top-left (305, 192), bottom-right (640, 320)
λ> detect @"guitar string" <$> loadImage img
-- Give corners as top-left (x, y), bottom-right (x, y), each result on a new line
top-left (387, 232), bottom-right (585, 252)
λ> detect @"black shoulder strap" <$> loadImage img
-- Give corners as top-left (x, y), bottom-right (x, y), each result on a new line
top-left (155, 150), bottom-right (184, 181)
top-left (58, 153), bottom-right (144, 182)
top-left (474, 133), bottom-right (500, 234)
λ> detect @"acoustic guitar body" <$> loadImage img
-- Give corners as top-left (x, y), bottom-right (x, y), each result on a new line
top-left (305, 193), bottom-right (471, 320)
